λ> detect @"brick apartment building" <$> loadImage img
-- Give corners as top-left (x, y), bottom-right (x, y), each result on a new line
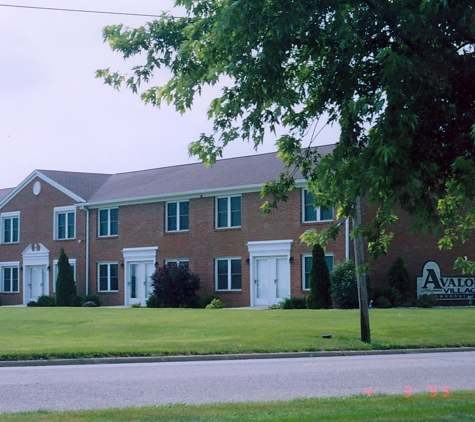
top-left (0, 144), bottom-right (473, 307)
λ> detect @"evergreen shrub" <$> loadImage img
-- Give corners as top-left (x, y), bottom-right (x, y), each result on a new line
top-left (149, 263), bottom-right (200, 308)
top-left (55, 248), bottom-right (79, 307)
top-left (331, 260), bottom-right (358, 309)
top-left (372, 285), bottom-right (402, 308)
top-left (388, 257), bottom-right (412, 305)
top-left (37, 295), bottom-right (56, 307)
top-left (279, 296), bottom-right (307, 309)
top-left (417, 293), bottom-right (437, 308)
top-left (307, 244), bottom-right (332, 309)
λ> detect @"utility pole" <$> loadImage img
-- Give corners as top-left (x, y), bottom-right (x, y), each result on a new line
top-left (353, 196), bottom-right (371, 343)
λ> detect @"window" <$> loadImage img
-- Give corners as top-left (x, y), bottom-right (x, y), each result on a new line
top-left (98, 263), bottom-right (119, 292)
top-left (1, 265), bottom-right (19, 293)
top-left (216, 258), bottom-right (242, 290)
top-left (98, 208), bottom-right (118, 237)
top-left (302, 254), bottom-right (334, 290)
top-left (1, 212), bottom-right (19, 244)
top-left (165, 259), bottom-right (189, 270)
top-left (216, 196), bottom-right (241, 228)
top-left (53, 259), bottom-right (76, 293)
top-left (55, 207), bottom-right (75, 240)
top-left (166, 201), bottom-right (189, 232)
top-left (303, 190), bottom-right (333, 222)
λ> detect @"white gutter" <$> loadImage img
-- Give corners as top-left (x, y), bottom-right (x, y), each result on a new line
top-left (80, 206), bottom-right (90, 296)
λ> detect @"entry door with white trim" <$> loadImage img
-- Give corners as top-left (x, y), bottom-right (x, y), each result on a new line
top-left (254, 257), bottom-right (290, 306)
top-left (127, 262), bottom-right (154, 306)
top-left (26, 265), bottom-right (46, 302)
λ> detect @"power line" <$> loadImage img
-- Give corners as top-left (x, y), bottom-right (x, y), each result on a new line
top-left (0, 3), bottom-right (169, 18)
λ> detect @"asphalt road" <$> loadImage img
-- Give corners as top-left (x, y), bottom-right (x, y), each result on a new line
top-left (0, 351), bottom-right (474, 413)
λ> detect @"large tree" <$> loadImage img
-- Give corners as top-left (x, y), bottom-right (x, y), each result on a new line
top-left (97, 1), bottom-right (475, 339)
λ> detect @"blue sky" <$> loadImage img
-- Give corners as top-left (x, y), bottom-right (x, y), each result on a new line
top-left (0, 1), bottom-right (339, 188)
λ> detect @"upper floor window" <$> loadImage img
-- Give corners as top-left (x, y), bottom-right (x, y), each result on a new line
top-left (55, 207), bottom-right (75, 240)
top-left (303, 190), bottom-right (333, 222)
top-left (216, 258), bottom-right (242, 291)
top-left (302, 254), bottom-right (334, 290)
top-left (166, 201), bottom-right (189, 232)
top-left (98, 262), bottom-right (119, 292)
top-left (216, 196), bottom-right (241, 228)
top-left (99, 208), bottom-right (118, 237)
top-left (1, 264), bottom-right (19, 293)
top-left (1, 212), bottom-right (19, 244)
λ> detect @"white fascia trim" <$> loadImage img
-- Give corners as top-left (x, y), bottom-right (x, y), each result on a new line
top-left (0, 171), bottom-right (85, 210)
top-left (122, 247), bottom-right (158, 262)
top-left (81, 183), bottom-right (265, 209)
top-left (246, 239), bottom-right (293, 257)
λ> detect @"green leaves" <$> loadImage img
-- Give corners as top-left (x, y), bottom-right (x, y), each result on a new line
top-left (98, 0), bottom-right (475, 266)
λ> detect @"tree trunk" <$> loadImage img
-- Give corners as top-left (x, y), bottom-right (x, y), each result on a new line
top-left (353, 196), bottom-right (371, 343)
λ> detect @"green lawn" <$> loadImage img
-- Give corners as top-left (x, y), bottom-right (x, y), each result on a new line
top-left (0, 392), bottom-right (474, 421)
top-left (0, 307), bottom-right (474, 360)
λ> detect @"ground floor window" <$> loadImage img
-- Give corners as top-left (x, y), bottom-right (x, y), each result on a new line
top-left (165, 259), bottom-right (189, 270)
top-left (216, 258), bottom-right (242, 291)
top-left (302, 254), bottom-right (334, 290)
top-left (1, 265), bottom-right (19, 293)
top-left (98, 263), bottom-right (119, 292)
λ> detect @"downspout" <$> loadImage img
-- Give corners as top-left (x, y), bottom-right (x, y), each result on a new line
top-left (81, 206), bottom-right (90, 296)
top-left (345, 218), bottom-right (350, 260)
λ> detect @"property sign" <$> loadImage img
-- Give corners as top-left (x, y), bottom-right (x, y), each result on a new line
top-left (417, 261), bottom-right (475, 300)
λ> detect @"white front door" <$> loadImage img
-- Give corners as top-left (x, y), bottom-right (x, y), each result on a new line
top-left (254, 256), bottom-right (290, 306)
top-left (26, 265), bottom-right (46, 302)
top-left (127, 261), bottom-right (154, 306)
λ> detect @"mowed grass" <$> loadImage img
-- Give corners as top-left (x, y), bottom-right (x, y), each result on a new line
top-left (0, 392), bottom-right (474, 421)
top-left (0, 307), bottom-right (474, 360)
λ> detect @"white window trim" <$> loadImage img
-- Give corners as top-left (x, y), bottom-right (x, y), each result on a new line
top-left (52, 259), bottom-right (77, 293)
top-left (302, 253), bottom-right (334, 291)
top-left (54, 206), bottom-right (76, 240)
top-left (302, 189), bottom-right (333, 223)
top-left (0, 261), bottom-right (20, 293)
top-left (215, 257), bottom-right (242, 291)
top-left (98, 208), bottom-right (118, 237)
top-left (216, 196), bottom-right (242, 229)
top-left (1, 211), bottom-right (20, 244)
top-left (166, 201), bottom-right (189, 232)
top-left (165, 259), bottom-right (189, 267)
top-left (98, 262), bottom-right (119, 292)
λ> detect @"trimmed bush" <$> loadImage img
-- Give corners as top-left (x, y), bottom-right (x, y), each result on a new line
top-left (307, 244), bottom-right (332, 309)
top-left (372, 285), bottom-right (402, 308)
top-left (388, 257), bottom-right (412, 305)
top-left (205, 298), bottom-right (224, 309)
top-left (55, 248), bottom-right (79, 307)
top-left (279, 296), bottom-right (307, 309)
top-left (331, 260), bottom-right (358, 309)
top-left (417, 293), bottom-right (437, 308)
top-left (198, 294), bottom-right (220, 309)
top-left (81, 294), bottom-right (102, 307)
top-left (27, 300), bottom-right (37, 307)
top-left (37, 295), bottom-right (56, 307)
top-left (149, 263), bottom-right (200, 308)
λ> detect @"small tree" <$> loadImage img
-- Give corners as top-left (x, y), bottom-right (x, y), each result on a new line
top-left (388, 257), bottom-right (412, 305)
top-left (55, 248), bottom-right (77, 306)
top-left (307, 244), bottom-right (332, 309)
top-left (149, 263), bottom-right (200, 308)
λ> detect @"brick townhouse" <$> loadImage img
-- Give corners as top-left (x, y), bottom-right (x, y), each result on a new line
top-left (0, 144), bottom-right (473, 307)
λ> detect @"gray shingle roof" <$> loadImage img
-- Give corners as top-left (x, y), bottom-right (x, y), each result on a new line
top-left (37, 144), bottom-right (335, 205)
